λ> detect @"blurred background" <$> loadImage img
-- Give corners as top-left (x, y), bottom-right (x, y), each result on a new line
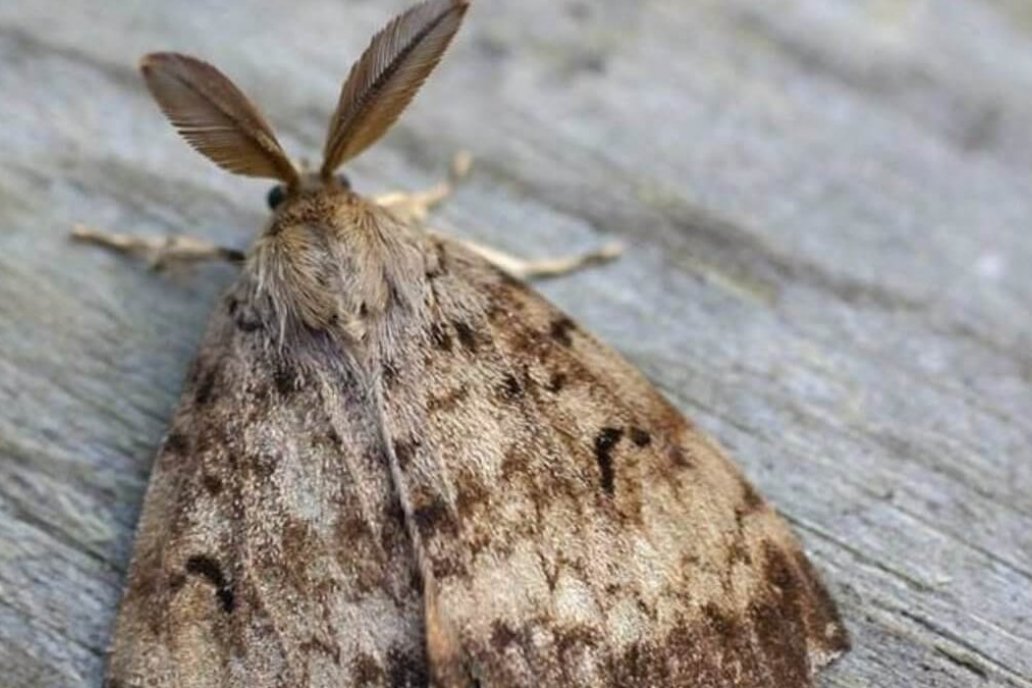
top-left (1, 1), bottom-right (1030, 686)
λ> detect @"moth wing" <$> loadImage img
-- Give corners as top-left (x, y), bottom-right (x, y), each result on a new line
top-left (106, 282), bottom-right (426, 687)
top-left (383, 239), bottom-right (848, 687)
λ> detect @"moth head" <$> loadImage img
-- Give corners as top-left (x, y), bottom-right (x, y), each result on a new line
top-left (138, 0), bottom-right (469, 213)
top-left (265, 172), bottom-right (351, 212)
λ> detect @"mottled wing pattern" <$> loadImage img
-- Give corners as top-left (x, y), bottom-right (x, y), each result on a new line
top-left (381, 239), bottom-right (848, 687)
top-left (106, 277), bottom-right (426, 688)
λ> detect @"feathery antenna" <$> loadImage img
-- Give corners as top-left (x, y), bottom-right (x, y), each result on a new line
top-left (141, 53), bottom-right (299, 185)
top-left (321, 0), bottom-right (469, 178)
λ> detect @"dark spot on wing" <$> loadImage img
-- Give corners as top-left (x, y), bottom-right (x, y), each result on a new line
top-left (549, 317), bottom-right (577, 346)
top-left (193, 367), bottom-right (217, 406)
top-left (594, 427), bottom-right (624, 495)
top-left (393, 439), bottom-right (419, 469)
top-left (751, 542), bottom-right (810, 685)
top-left (326, 426), bottom-right (342, 446)
top-left (669, 446), bottom-right (693, 468)
top-left (354, 652), bottom-right (386, 685)
top-left (630, 427), bottom-right (652, 447)
top-left (491, 621), bottom-right (520, 652)
top-left (500, 373), bottom-right (523, 400)
top-left (413, 497), bottom-right (453, 536)
top-left (500, 445), bottom-right (529, 479)
top-left (386, 645), bottom-right (430, 687)
top-left (430, 323), bottom-right (453, 352)
top-left (740, 478), bottom-right (764, 514)
top-left (426, 240), bottom-right (448, 279)
top-left (555, 624), bottom-right (603, 666)
top-left (201, 474), bottom-right (223, 496)
top-left (299, 636), bottom-right (342, 665)
top-left (185, 555), bottom-right (235, 614)
top-left (168, 573), bottom-right (186, 592)
top-left (227, 294), bottom-right (261, 332)
top-left (789, 548), bottom-right (850, 653)
top-left (249, 450), bottom-right (278, 479)
top-left (546, 372), bottom-right (567, 393)
top-left (701, 603), bottom-right (738, 643)
top-left (273, 361), bottom-right (299, 396)
top-left (453, 321), bottom-right (478, 352)
top-left (382, 359), bottom-right (398, 387)
top-left (164, 431), bottom-right (189, 455)
top-left (428, 384), bottom-right (469, 413)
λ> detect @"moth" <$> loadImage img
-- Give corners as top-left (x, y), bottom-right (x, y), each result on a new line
top-left (90, 1), bottom-right (848, 686)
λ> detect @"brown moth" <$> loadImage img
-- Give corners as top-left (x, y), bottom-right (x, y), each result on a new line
top-left (100, 1), bottom-right (849, 686)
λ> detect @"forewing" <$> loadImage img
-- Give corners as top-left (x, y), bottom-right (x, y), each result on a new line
top-left (106, 278), bottom-right (425, 687)
top-left (381, 239), bottom-right (848, 687)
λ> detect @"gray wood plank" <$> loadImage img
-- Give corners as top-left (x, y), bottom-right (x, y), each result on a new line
top-left (0, 1), bottom-right (1029, 685)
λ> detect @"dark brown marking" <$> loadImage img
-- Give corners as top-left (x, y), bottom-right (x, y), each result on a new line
top-left (273, 361), bottom-right (299, 396)
top-left (546, 372), bottom-right (567, 393)
top-left (789, 548), bottom-right (850, 652)
top-left (386, 646), bottom-right (430, 688)
top-left (185, 555), bottom-right (234, 614)
top-left (382, 359), bottom-right (398, 387)
top-left (428, 384), bottom-right (469, 413)
top-left (491, 621), bottom-right (519, 652)
top-left (550, 317), bottom-right (577, 346)
top-left (500, 373), bottom-right (522, 400)
top-left (430, 322), bottom-right (453, 352)
top-left (455, 479), bottom-right (490, 519)
top-left (250, 450), bottom-right (278, 479)
top-left (227, 295), bottom-right (261, 332)
top-left (594, 427), bottom-right (624, 495)
top-left (453, 321), bottom-right (477, 352)
top-left (669, 446), bottom-right (693, 468)
top-left (500, 445), bottom-right (528, 480)
top-left (413, 495), bottom-right (455, 536)
top-left (326, 426), bottom-right (342, 446)
top-left (393, 439), bottom-right (419, 469)
top-left (630, 427), bottom-right (652, 447)
top-left (167, 573), bottom-right (186, 592)
top-left (426, 239), bottom-right (448, 279)
top-left (299, 636), bottom-right (342, 665)
top-left (201, 473), bottom-right (223, 496)
top-left (751, 542), bottom-right (811, 685)
top-left (740, 477), bottom-right (764, 513)
top-left (163, 431), bottom-right (189, 455)
top-left (193, 367), bottom-right (217, 406)
top-left (354, 652), bottom-right (386, 686)
top-left (555, 624), bottom-right (602, 666)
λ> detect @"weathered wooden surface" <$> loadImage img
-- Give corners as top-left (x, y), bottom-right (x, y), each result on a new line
top-left (1, 0), bottom-right (1030, 685)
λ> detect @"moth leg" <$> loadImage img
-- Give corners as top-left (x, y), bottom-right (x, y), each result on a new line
top-left (456, 238), bottom-right (623, 280)
top-left (378, 151), bottom-right (622, 278)
top-left (71, 225), bottom-right (244, 270)
top-left (374, 151), bottom-right (473, 224)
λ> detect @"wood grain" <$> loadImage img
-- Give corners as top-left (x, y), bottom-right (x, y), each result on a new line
top-left (0, 1), bottom-right (1029, 686)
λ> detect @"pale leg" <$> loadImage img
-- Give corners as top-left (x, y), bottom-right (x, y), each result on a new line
top-left (373, 151), bottom-right (474, 225)
top-left (376, 152), bottom-right (623, 280)
top-left (71, 225), bottom-right (243, 269)
top-left (456, 238), bottom-right (623, 280)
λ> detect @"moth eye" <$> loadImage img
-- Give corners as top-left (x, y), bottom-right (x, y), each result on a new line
top-left (267, 185), bottom-right (287, 210)
top-left (336, 173), bottom-right (351, 190)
